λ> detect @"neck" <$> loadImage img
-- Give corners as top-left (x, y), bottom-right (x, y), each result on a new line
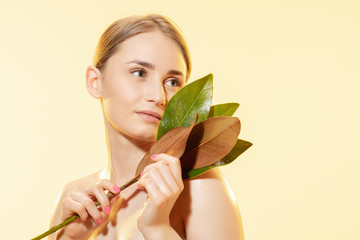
top-left (101, 117), bottom-right (154, 186)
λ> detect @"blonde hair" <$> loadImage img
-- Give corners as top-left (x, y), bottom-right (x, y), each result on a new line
top-left (93, 14), bottom-right (191, 81)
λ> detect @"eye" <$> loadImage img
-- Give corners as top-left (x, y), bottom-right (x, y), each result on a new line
top-left (131, 68), bottom-right (147, 78)
top-left (164, 78), bottom-right (182, 88)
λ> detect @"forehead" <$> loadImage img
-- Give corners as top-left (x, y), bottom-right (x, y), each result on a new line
top-left (110, 31), bottom-right (186, 74)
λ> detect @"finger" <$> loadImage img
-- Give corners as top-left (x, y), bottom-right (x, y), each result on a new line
top-left (137, 178), bottom-right (164, 205)
top-left (62, 196), bottom-right (88, 222)
top-left (77, 179), bottom-right (120, 195)
top-left (92, 184), bottom-right (111, 215)
top-left (77, 180), bottom-right (119, 216)
top-left (99, 179), bottom-right (121, 195)
top-left (145, 168), bottom-right (172, 196)
top-left (155, 159), bottom-right (182, 194)
top-left (70, 191), bottom-right (103, 225)
top-left (151, 154), bottom-right (183, 185)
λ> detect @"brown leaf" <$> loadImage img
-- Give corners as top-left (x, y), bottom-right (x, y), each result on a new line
top-left (135, 116), bottom-right (197, 176)
top-left (180, 116), bottom-right (240, 170)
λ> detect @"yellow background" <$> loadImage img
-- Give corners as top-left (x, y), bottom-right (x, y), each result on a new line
top-left (1, 0), bottom-right (359, 239)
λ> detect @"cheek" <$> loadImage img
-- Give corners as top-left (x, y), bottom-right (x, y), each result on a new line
top-left (104, 79), bottom-right (141, 107)
top-left (166, 88), bottom-right (181, 102)
top-left (101, 88), bottom-right (129, 119)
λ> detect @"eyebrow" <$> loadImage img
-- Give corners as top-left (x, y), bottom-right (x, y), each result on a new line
top-left (127, 60), bottom-right (184, 77)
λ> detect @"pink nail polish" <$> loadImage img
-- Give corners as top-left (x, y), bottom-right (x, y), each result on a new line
top-left (113, 186), bottom-right (120, 193)
top-left (97, 218), bottom-right (103, 225)
top-left (104, 206), bottom-right (110, 215)
top-left (140, 171), bottom-right (145, 178)
top-left (151, 154), bottom-right (158, 160)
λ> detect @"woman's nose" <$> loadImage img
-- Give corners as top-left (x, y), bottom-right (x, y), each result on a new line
top-left (144, 82), bottom-right (166, 106)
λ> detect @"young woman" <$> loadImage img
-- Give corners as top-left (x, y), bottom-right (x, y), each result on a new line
top-left (49, 14), bottom-right (244, 240)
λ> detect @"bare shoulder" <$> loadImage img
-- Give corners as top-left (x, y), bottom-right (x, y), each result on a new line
top-left (63, 171), bottom-right (101, 192)
top-left (178, 168), bottom-right (244, 240)
top-left (56, 171), bottom-right (101, 202)
top-left (180, 168), bottom-right (238, 208)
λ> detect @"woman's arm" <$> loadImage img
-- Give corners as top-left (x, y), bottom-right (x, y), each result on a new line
top-left (181, 168), bottom-right (245, 240)
top-left (136, 153), bottom-right (184, 240)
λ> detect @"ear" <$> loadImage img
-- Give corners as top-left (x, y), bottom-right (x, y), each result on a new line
top-left (85, 65), bottom-right (103, 99)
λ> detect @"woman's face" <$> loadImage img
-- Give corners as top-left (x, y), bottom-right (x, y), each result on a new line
top-left (99, 31), bottom-right (187, 141)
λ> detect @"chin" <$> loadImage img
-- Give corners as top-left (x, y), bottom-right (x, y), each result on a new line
top-left (114, 117), bottom-right (159, 142)
top-left (139, 133), bottom-right (158, 142)
top-left (129, 129), bottom-right (158, 142)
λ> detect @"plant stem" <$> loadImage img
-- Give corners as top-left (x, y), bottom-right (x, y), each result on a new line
top-left (31, 174), bottom-right (141, 240)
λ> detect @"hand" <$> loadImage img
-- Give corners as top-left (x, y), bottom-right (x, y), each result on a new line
top-left (136, 153), bottom-right (184, 239)
top-left (57, 179), bottom-right (121, 239)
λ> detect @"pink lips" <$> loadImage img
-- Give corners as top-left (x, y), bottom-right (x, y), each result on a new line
top-left (136, 110), bottom-right (162, 123)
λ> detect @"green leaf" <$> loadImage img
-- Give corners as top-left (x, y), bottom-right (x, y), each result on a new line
top-left (157, 74), bottom-right (213, 140)
top-left (184, 139), bottom-right (253, 179)
top-left (208, 103), bottom-right (240, 118)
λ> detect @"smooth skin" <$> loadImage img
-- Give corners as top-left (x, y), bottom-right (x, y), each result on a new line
top-left (49, 31), bottom-right (244, 240)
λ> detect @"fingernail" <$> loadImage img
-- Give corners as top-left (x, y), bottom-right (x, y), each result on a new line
top-left (97, 218), bottom-right (103, 225)
top-left (151, 154), bottom-right (158, 160)
top-left (104, 206), bottom-right (110, 215)
top-left (140, 171), bottom-right (145, 178)
top-left (113, 186), bottom-right (120, 193)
